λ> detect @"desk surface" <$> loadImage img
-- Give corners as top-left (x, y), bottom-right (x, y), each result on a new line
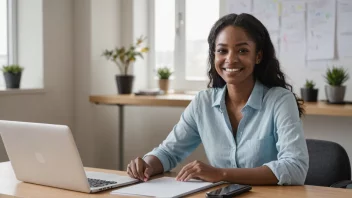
top-left (89, 94), bottom-right (352, 117)
top-left (1, 162), bottom-right (351, 198)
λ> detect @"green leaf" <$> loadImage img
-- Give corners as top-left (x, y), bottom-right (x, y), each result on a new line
top-left (323, 66), bottom-right (349, 86)
top-left (157, 67), bottom-right (173, 79)
top-left (1, 64), bottom-right (24, 74)
top-left (101, 35), bottom-right (149, 75)
top-left (304, 79), bottom-right (315, 89)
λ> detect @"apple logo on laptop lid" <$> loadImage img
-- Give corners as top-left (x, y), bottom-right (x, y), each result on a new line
top-left (35, 152), bottom-right (46, 164)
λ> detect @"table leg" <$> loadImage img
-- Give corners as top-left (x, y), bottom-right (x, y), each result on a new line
top-left (118, 105), bottom-right (124, 171)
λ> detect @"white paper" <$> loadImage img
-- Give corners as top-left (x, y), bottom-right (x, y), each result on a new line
top-left (280, 1), bottom-right (306, 63)
top-left (111, 177), bottom-right (222, 198)
top-left (227, 0), bottom-right (252, 14)
top-left (337, 0), bottom-right (352, 58)
top-left (253, 0), bottom-right (280, 31)
top-left (306, 0), bottom-right (336, 60)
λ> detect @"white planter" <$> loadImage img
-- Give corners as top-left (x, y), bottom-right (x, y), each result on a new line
top-left (325, 85), bottom-right (346, 103)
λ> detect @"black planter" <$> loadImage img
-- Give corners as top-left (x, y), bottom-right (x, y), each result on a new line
top-left (115, 75), bottom-right (134, 94)
top-left (3, 72), bottom-right (22, 89)
top-left (300, 88), bottom-right (318, 102)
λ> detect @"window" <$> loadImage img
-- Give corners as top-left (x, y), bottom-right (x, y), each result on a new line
top-left (0, 0), bottom-right (7, 67)
top-left (151, 0), bottom-right (220, 90)
top-left (153, 0), bottom-right (175, 71)
top-left (0, 0), bottom-right (17, 88)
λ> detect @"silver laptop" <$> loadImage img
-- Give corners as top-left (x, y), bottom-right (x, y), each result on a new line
top-left (0, 120), bottom-right (139, 193)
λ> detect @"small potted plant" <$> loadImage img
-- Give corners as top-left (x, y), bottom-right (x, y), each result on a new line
top-left (1, 64), bottom-right (24, 89)
top-left (157, 67), bottom-right (173, 94)
top-left (102, 36), bottom-right (149, 94)
top-left (301, 80), bottom-right (318, 102)
top-left (323, 66), bottom-right (349, 103)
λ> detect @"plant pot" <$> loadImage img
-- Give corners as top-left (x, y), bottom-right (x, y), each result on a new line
top-left (300, 88), bottom-right (318, 102)
top-left (115, 75), bottom-right (134, 94)
top-left (3, 72), bottom-right (22, 89)
top-left (325, 85), bottom-right (346, 103)
top-left (158, 79), bottom-right (169, 94)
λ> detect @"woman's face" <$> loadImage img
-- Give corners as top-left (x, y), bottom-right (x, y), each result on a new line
top-left (214, 26), bottom-right (262, 86)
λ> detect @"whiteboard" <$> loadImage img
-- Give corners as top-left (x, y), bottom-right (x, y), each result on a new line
top-left (226, 0), bottom-right (352, 101)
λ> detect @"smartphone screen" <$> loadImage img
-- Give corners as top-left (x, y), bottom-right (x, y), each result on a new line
top-left (206, 184), bottom-right (251, 197)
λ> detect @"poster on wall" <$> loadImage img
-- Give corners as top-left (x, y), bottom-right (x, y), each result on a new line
top-left (306, 0), bottom-right (336, 60)
top-left (227, 0), bottom-right (252, 14)
top-left (253, 0), bottom-right (280, 32)
top-left (280, 0), bottom-right (306, 65)
top-left (337, 0), bottom-right (352, 58)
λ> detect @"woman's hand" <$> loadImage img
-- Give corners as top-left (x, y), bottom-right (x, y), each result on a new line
top-left (176, 160), bottom-right (224, 182)
top-left (127, 157), bottom-right (154, 181)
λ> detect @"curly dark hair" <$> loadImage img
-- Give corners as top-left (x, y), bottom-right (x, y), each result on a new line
top-left (207, 13), bottom-right (304, 117)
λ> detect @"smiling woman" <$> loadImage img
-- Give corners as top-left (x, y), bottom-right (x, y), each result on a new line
top-left (126, 13), bottom-right (309, 187)
top-left (213, 26), bottom-right (260, 87)
top-left (207, 14), bottom-right (304, 117)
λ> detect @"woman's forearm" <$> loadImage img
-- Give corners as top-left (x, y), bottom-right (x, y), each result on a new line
top-left (220, 166), bottom-right (278, 185)
top-left (144, 155), bottom-right (164, 176)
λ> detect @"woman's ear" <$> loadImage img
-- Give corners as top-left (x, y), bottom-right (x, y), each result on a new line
top-left (256, 50), bottom-right (263, 64)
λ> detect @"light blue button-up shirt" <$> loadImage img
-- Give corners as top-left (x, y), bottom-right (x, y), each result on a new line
top-left (146, 80), bottom-right (309, 185)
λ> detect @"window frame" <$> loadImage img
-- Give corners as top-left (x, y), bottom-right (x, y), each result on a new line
top-left (0, 0), bottom-right (17, 89)
top-left (148, 0), bottom-right (221, 91)
top-left (6, 0), bottom-right (18, 65)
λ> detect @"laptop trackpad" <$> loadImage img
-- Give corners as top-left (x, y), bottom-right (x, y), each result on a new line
top-left (85, 171), bottom-right (137, 183)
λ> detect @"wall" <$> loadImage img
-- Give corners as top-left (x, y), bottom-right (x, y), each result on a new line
top-left (72, 0), bottom-right (352, 172)
top-left (121, 0), bottom-right (352, 172)
top-left (0, 0), bottom-right (74, 161)
top-left (71, 0), bottom-right (208, 171)
top-left (1, 0), bottom-right (349, 174)
top-left (73, 0), bottom-right (121, 169)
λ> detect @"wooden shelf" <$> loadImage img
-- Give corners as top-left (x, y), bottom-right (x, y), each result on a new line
top-left (90, 94), bottom-right (194, 107)
top-left (303, 102), bottom-right (352, 117)
top-left (90, 94), bottom-right (352, 117)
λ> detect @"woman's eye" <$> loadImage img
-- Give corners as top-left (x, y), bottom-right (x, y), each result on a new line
top-left (239, 48), bottom-right (249, 54)
top-left (216, 49), bottom-right (227, 54)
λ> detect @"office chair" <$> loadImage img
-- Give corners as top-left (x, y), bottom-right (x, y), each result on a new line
top-left (305, 139), bottom-right (352, 188)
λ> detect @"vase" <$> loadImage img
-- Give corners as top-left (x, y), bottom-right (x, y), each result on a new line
top-left (300, 88), bottom-right (318, 102)
top-left (3, 72), bottom-right (22, 89)
top-left (325, 85), bottom-right (346, 103)
top-left (115, 75), bottom-right (134, 94)
top-left (158, 79), bottom-right (169, 94)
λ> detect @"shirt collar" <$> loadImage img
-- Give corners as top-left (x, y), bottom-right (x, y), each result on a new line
top-left (212, 80), bottom-right (264, 110)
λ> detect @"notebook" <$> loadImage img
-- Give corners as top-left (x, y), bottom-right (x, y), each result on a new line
top-left (111, 176), bottom-right (224, 198)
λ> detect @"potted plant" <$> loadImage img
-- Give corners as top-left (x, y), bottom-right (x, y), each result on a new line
top-left (102, 36), bottom-right (149, 94)
top-left (1, 64), bottom-right (24, 89)
top-left (301, 80), bottom-right (318, 102)
top-left (157, 67), bottom-right (173, 94)
top-left (323, 66), bottom-right (349, 103)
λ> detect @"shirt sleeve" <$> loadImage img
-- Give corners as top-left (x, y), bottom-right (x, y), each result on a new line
top-left (144, 93), bottom-right (201, 172)
top-left (263, 91), bottom-right (309, 185)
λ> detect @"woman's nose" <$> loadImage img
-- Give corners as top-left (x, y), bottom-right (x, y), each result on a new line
top-left (225, 52), bottom-right (238, 63)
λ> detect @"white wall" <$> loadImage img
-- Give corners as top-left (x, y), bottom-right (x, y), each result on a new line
top-left (71, 0), bottom-right (208, 171)
top-left (1, 0), bottom-right (350, 175)
top-left (73, 0), bottom-right (121, 169)
top-left (0, 0), bottom-right (74, 161)
top-left (72, 0), bottom-right (352, 173)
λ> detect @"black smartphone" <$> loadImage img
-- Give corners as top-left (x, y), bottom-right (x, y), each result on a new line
top-left (205, 184), bottom-right (252, 198)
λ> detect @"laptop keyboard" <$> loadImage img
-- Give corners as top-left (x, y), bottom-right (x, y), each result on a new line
top-left (88, 178), bottom-right (117, 187)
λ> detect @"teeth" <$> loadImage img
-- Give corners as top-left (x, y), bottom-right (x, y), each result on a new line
top-left (225, 68), bottom-right (241, 72)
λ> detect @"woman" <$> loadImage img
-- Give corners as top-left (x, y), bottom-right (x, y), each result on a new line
top-left (127, 13), bottom-right (309, 186)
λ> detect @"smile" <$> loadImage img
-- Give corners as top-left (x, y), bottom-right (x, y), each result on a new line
top-left (222, 68), bottom-right (243, 72)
